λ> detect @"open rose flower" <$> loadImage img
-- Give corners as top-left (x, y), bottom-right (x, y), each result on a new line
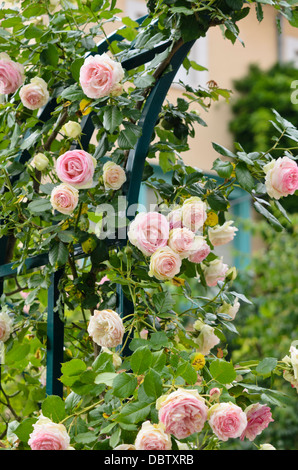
top-left (135, 421), bottom-right (172, 450)
top-left (263, 156), bottom-right (298, 199)
top-left (208, 402), bottom-right (247, 442)
top-left (87, 309), bottom-right (125, 348)
top-left (50, 183), bottom-right (79, 215)
top-left (114, 444), bottom-right (136, 450)
top-left (188, 236), bottom-right (210, 264)
top-left (0, 310), bottom-right (13, 342)
top-left (181, 197), bottom-right (207, 232)
top-left (157, 389), bottom-right (208, 440)
top-left (79, 53), bottom-right (124, 99)
top-left (240, 403), bottom-right (274, 441)
top-left (103, 161), bottom-right (126, 190)
top-left (168, 227), bottom-right (195, 259)
top-left (56, 150), bottom-right (97, 189)
top-left (0, 52), bottom-right (24, 94)
top-left (167, 207), bottom-right (183, 230)
top-left (193, 319), bottom-right (220, 355)
top-left (202, 258), bottom-right (229, 287)
top-left (19, 77), bottom-right (49, 110)
top-left (208, 221), bottom-right (238, 246)
top-left (28, 416), bottom-right (70, 451)
top-left (148, 246), bottom-right (181, 281)
top-left (128, 212), bottom-right (169, 257)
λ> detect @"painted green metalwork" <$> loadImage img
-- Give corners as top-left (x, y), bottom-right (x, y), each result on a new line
top-left (0, 17), bottom-right (197, 397)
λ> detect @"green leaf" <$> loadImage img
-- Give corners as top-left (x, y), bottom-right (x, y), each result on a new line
top-left (103, 106), bottom-right (123, 133)
top-left (20, 130), bottom-right (41, 150)
top-left (175, 362), bottom-right (198, 385)
top-left (117, 123), bottom-right (142, 149)
top-left (152, 291), bottom-right (175, 314)
top-left (212, 158), bottom-right (233, 178)
top-left (14, 418), bottom-right (37, 443)
top-left (61, 358), bottom-right (87, 377)
top-left (113, 373), bottom-right (138, 398)
top-left (143, 369), bottom-right (162, 399)
top-left (27, 198), bottom-right (52, 214)
top-left (95, 372), bottom-right (118, 386)
top-left (70, 58), bottom-right (84, 82)
top-left (212, 142), bottom-right (236, 159)
top-left (130, 347), bottom-right (153, 375)
top-left (235, 162), bottom-right (255, 192)
top-left (41, 395), bottom-right (66, 423)
top-left (207, 191), bottom-right (228, 211)
top-left (253, 201), bottom-right (283, 232)
top-left (116, 401), bottom-right (152, 424)
top-left (40, 43), bottom-right (59, 67)
top-left (49, 241), bottom-right (69, 267)
top-left (60, 84), bottom-right (85, 101)
top-left (255, 357), bottom-right (278, 376)
top-left (209, 359), bottom-right (236, 384)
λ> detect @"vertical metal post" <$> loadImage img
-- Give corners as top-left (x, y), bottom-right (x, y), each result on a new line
top-left (46, 270), bottom-right (64, 397)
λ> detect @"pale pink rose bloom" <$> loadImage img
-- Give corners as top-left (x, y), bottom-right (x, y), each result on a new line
top-left (167, 208), bottom-right (183, 230)
top-left (0, 310), bottom-right (13, 342)
top-left (188, 236), bottom-right (210, 264)
top-left (128, 212), bottom-right (169, 257)
top-left (50, 183), bottom-right (79, 215)
top-left (240, 403), bottom-right (274, 441)
top-left (158, 389), bottom-right (208, 440)
top-left (202, 258), bottom-right (229, 287)
top-left (103, 161), bottom-right (126, 190)
top-left (79, 53), bottom-right (124, 99)
top-left (264, 156), bottom-right (298, 199)
top-left (218, 297), bottom-right (240, 321)
top-left (114, 444), bottom-right (136, 450)
top-left (193, 320), bottom-right (220, 356)
top-left (208, 221), bottom-right (238, 246)
top-left (87, 309), bottom-right (125, 348)
top-left (135, 421), bottom-right (172, 450)
top-left (56, 150), bottom-right (96, 189)
top-left (148, 246), bottom-right (181, 281)
top-left (19, 77), bottom-right (49, 110)
top-left (168, 227), bottom-right (195, 259)
top-left (28, 416), bottom-right (70, 450)
top-left (181, 197), bottom-right (207, 232)
top-left (208, 402), bottom-right (247, 442)
top-left (0, 52), bottom-right (24, 94)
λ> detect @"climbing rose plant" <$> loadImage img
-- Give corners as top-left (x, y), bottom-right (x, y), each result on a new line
top-left (0, 0), bottom-right (297, 451)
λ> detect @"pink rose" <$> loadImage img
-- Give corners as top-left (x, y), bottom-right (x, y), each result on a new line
top-left (202, 258), bottom-right (229, 287)
top-left (19, 77), bottom-right (49, 110)
top-left (168, 227), bottom-right (195, 258)
top-left (135, 421), bottom-right (172, 450)
top-left (56, 150), bottom-right (96, 189)
top-left (128, 212), bottom-right (169, 257)
top-left (87, 309), bottom-right (125, 348)
top-left (208, 221), bottom-right (238, 246)
top-left (0, 53), bottom-right (24, 94)
top-left (188, 236), bottom-right (210, 263)
top-left (28, 416), bottom-right (70, 450)
top-left (148, 246), bottom-right (181, 281)
top-left (264, 156), bottom-right (298, 199)
top-left (158, 389), bottom-right (208, 440)
top-left (0, 310), bottom-right (13, 342)
top-left (50, 183), bottom-right (79, 215)
top-left (103, 161), bottom-right (126, 190)
top-left (167, 208), bottom-right (183, 230)
top-left (208, 402), bottom-right (248, 441)
top-left (79, 53), bottom-right (124, 99)
top-left (240, 403), bottom-right (274, 441)
top-left (181, 197), bottom-right (207, 232)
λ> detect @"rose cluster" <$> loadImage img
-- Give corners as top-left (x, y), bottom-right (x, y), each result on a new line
top-left (115, 388), bottom-right (274, 450)
top-left (127, 197), bottom-right (238, 286)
